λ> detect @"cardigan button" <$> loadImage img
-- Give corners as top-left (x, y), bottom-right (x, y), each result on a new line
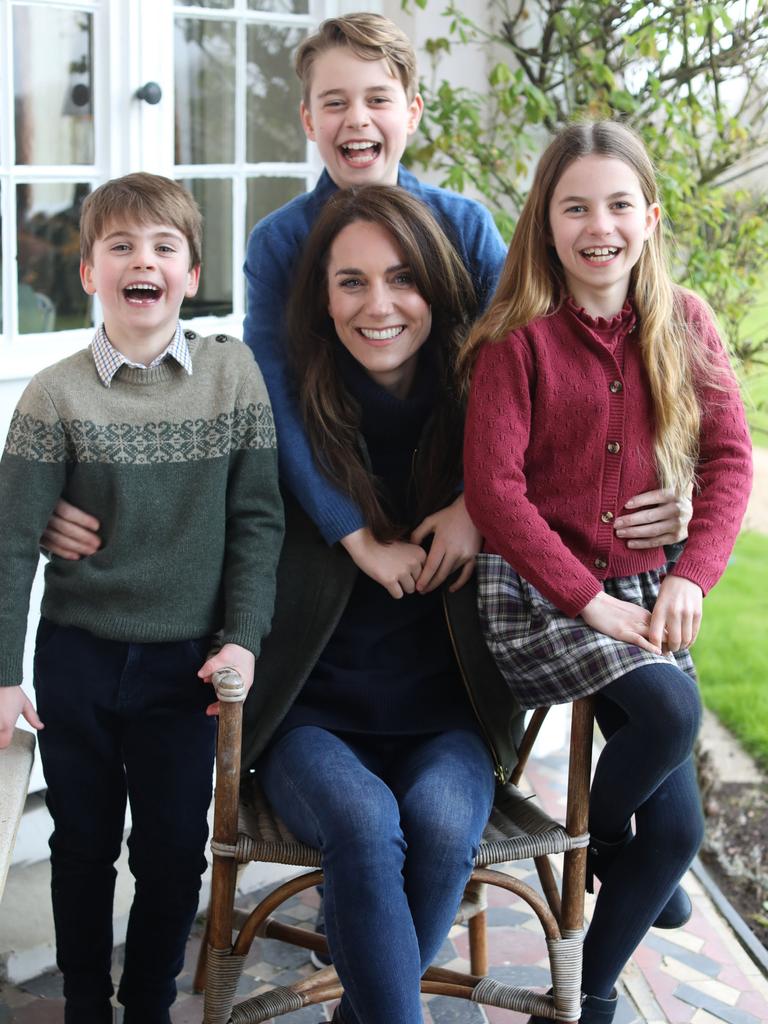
top-left (600, 511), bottom-right (614, 524)
top-left (609, 380), bottom-right (623, 393)
top-left (607, 441), bottom-right (621, 454)
top-left (594, 558), bottom-right (608, 569)
top-left (215, 334), bottom-right (228, 343)
top-left (184, 330), bottom-right (196, 340)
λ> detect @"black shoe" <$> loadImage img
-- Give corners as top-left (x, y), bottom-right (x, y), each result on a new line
top-left (587, 831), bottom-right (691, 929)
top-left (309, 901), bottom-right (333, 969)
top-left (579, 989), bottom-right (618, 1023)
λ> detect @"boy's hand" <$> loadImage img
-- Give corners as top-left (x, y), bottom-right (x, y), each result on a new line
top-left (198, 643), bottom-right (256, 717)
top-left (411, 494), bottom-right (482, 594)
top-left (649, 575), bottom-right (703, 653)
top-left (580, 591), bottom-right (662, 655)
top-left (614, 487), bottom-right (692, 548)
top-left (40, 499), bottom-right (102, 560)
top-left (341, 527), bottom-right (427, 599)
top-left (0, 686), bottom-right (44, 750)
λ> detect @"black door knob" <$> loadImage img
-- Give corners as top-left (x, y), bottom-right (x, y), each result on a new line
top-left (136, 82), bottom-right (162, 105)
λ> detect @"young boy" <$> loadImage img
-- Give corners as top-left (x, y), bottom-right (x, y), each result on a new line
top-left (0, 173), bottom-right (283, 1024)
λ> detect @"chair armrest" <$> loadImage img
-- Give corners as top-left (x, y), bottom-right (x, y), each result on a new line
top-left (0, 729), bottom-right (36, 902)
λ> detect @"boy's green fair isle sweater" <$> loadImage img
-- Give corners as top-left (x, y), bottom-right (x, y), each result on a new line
top-left (0, 331), bottom-right (284, 686)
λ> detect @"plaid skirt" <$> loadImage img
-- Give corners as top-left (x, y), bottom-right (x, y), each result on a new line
top-left (476, 553), bottom-right (697, 710)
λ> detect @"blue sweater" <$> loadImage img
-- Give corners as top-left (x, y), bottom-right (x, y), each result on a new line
top-left (243, 166), bottom-right (507, 544)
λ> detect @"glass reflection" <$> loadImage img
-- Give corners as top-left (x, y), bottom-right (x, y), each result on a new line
top-left (177, 0), bottom-right (233, 7)
top-left (17, 183), bottom-right (92, 334)
top-left (175, 19), bottom-right (236, 165)
top-left (248, 0), bottom-right (309, 12)
top-left (14, 7), bottom-right (94, 166)
top-left (180, 179), bottom-right (233, 319)
top-left (246, 24), bottom-right (306, 164)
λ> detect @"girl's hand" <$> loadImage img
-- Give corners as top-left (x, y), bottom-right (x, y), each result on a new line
top-left (40, 499), bottom-right (102, 560)
top-left (198, 643), bottom-right (256, 717)
top-left (0, 686), bottom-right (44, 749)
top-left (341, 527), bottom-right (427, 599)
top-left (649, 575), bottom-right (703, 653)
top-left (580, 591), bottom-right (662, 655)
top-left (614, 487), bottom-right (692, 548)
top-left (410, 494), bottom-right (483, 594)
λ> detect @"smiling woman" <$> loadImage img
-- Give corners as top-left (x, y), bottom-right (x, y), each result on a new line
top-left (239, 184), bottom-right (510, 1024)
top-left (326, 219), bottom-right (433, 398)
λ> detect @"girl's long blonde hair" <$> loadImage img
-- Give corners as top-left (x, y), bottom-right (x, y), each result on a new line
top-left (459, 120), bottom-right (708, 496)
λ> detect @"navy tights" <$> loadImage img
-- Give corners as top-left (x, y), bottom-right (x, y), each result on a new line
top-left (582, 662), bottom-right (704, 999)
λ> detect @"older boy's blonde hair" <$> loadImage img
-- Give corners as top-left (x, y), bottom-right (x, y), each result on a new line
top-left (294, 13), bottom-right (419, 104)
top-left (80, 173), bottom-right (202, 268)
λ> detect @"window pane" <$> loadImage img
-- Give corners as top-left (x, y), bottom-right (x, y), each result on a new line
top-left (246, 177), bottom-right (305, 238)
top-left (14, 8), bottom-right (94, 166)
top-left (244, 178), bottom-right (304, 317)
top-left (246, 24), bottom-right (306, 163)
top-left (0, 201), bottom-right (3, 334)
top-left (248, 0), bottom-right (309, 12)
top-left (175, 19), bottom-right (236, 165)
top-left (177, 0), bottom-right (233, 7)
top-left (180, 179), bottom-right (233, 319)
top-left (17, 183), bottom-right (91, 334)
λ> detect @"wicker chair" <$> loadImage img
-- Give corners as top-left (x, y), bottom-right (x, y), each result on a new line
top-left (198, 667), bottom-right (593, 1024)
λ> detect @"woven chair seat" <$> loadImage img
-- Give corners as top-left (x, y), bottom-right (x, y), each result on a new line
top-left (230, 776), bottom-right (588, 871)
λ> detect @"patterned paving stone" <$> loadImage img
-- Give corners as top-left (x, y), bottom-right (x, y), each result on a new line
top-left (674, 983), bottom-right (763, 1024)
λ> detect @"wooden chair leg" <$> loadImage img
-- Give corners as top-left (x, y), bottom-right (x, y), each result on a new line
top-left (193, 903), bottom-right (212, 993)
top-left (467, 909), bottom-right (488, 975)
top-left (534, 854), bottom-right (562, 924)
top-left (561, 697), bottom-right (593, 933)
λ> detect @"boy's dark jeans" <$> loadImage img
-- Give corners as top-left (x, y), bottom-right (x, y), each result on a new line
top-left (33, 620), bottom-right (217, 1023)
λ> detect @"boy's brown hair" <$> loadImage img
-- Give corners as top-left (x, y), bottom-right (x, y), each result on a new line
top-left (294, 13), bottom-right (419, 104)
top-left (80, 172), bottom-right (203, 268)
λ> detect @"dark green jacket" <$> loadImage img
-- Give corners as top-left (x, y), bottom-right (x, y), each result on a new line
top-left (242, 492), bottom-right (525, 782)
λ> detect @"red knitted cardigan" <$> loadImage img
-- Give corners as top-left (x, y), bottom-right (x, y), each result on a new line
top-left (464, 293), bottom-right (752, 617)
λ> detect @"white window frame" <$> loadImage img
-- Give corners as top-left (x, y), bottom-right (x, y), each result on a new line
top-left (1, 0), bottom-right (380, 384)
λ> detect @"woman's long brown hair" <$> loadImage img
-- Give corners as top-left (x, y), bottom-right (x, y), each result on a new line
top-left (286, 184), bottom-right (478, 540)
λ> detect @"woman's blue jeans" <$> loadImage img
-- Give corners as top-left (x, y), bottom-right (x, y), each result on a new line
top-left (259, 726), bottom-right (495, 1024)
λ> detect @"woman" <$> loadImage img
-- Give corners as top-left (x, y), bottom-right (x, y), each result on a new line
top-left (244, 185), bottom-right (504, 1024)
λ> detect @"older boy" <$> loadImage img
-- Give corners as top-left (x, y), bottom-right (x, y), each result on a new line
top-left (0, 173), bottom-right (283, 1024)
top-left (244, 13), bottom-right (507, 596)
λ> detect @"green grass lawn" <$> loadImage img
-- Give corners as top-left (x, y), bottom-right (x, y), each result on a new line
top-left (694, 531), bottom-right (768, 768)
top-left (738, 275), bottom-right (768, 442)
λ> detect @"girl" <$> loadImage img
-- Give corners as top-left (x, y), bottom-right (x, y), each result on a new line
top-left (462, 121), bottom-right (752, 1024)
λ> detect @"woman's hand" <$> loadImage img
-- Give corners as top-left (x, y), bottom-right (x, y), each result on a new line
top-left (40, 499), bottom-right (102, 560)
top-left (410, 494), bottom-right (483, 594)
top-left (341, 527), bottom-right (427, 599)
top-left (614, 487), bottom-right (692, 548)
top-left (649, 575), bottom-right (702, 653)
top-left (198, 643), bottom-right (256, 717)
top-left (580, 591), bottom-right (662, 655)
top-left (0, 686), bottom-right (44, 750)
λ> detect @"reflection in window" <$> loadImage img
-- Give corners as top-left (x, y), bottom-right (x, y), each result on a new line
top-left (14, 7), bottom-right (94, 166)
top-left (177, 0), bottom-right (233, 7)
top-left (244, 177), bottom-right (304, 319)
top-left (246, 24), bottom-right (306, 163)
top-left (175, 19), bottom-right (236, 165)
top-left (17, 183), bottom-right (91, 334)
top-left (180, 179), bottom-right (233, 320)
top-left (246, 177), bottom-right (304, 237)
top-left (248, 0), bottom-right (309, 12)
